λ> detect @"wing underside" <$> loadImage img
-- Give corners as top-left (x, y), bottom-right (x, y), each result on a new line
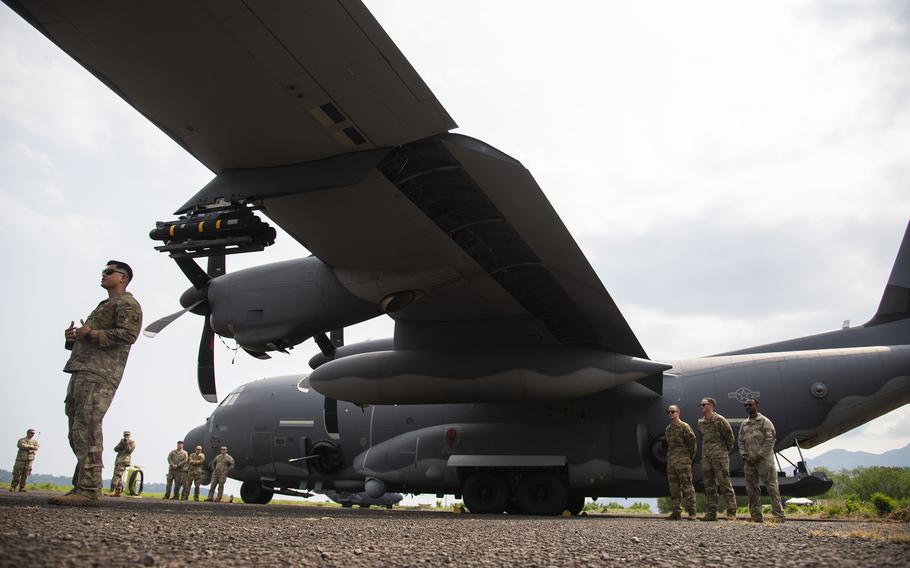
top-left (6, 0), bottom-right (649, 360)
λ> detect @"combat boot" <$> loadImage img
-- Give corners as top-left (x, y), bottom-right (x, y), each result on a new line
top-left (181, 495), bottom-right (189, 500)
top-left (750, 516), bottom-right (763, 523)
top-left (725, 510), bottom-right (737, 521)
top-left (686, 512), bottom-right (697, 521)
top-left (193, 495), bottom-right (199, 501)
top-left (205, 496), bottom-right (213, 502)
top-left (18, 488), bottom-right (27, 493)
top-left (48, 493), bottom-right (101, 507)
top-left (163, 494), bottom-right (170, 500)
top-left (664, 511), bottom-right (682, 521)
top-left (698, 513), bottom-right (718, 521)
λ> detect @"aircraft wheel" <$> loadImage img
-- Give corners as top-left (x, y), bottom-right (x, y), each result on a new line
top-left (240, 481), bottom-right (274, 504)
top-left (341, 503), bottom-right (353, 508)
top-left (566, 493), bottom-right (585, 516)
top-left (385, 504), bottom-right (393, 510)
top-left (516, 471), bottom-right (567, 516)
top-left (359, 504), bottom-right (371, 509)
top-left (462, 470), bottom-right (510, 514)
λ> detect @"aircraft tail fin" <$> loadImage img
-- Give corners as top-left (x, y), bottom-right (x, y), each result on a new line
top-left (866, 220), bottom-right (910, 327)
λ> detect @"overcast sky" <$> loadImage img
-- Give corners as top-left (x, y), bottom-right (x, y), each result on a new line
top-left (1, 0), bottom-right (909, 493)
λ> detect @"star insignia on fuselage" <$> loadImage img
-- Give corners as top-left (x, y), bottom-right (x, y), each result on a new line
top-left (728, 387), bottom-right (760, 403)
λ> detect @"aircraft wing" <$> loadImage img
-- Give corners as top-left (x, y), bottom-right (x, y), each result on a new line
top-left (7, 0), bottom-right (647, 359)
top-left (5, 0), bottom-right (455, 172)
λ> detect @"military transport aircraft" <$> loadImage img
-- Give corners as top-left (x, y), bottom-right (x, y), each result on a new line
top-left (7, 1), bottom-right (910, 515)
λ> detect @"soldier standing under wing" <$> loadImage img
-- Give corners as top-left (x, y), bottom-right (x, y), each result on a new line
top-left (739, 398), bottom-right (785, 523)
top-left (50, 261), bottom-right (142, 507)
top-left (697, 397), bottom-right (737, 521)
top-left (184, 445), bottom-right (206, 500)
top-left (164, 441), bottom-right (188, 500)
top-left (206, 446), bottom-right (234, 502)
top-left (108, 431), bottom-right (135, 497)
top-left (664, 405), bottom-right (697, 520)
top-left (10, 429), bottom-right (39, 492)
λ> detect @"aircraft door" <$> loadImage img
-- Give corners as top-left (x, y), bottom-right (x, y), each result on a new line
top-left (250, 431), bottom-right (275, 475)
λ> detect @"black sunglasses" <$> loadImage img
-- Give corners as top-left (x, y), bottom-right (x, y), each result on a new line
top-left (102, 268), bottom-right (126, 276)
top-left (699, 403), bottom-right (711, 407)
top-left (667, 410), bottom-right (677, 414)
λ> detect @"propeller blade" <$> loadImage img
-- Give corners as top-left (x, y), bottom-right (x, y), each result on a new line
top-left (330, 328), bottom-right (344, 348)
top-left (143, 300), bottom-right (206, 338)
top-left (198, 320), bottom-right (217, 403)
top-left (174, 257), bottom-right (211, 289)
top-left (207, 254), bottom-right (226, 279)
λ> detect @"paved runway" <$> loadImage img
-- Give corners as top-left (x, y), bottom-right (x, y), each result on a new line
top-left (1, 491), bottom-right (908, 567)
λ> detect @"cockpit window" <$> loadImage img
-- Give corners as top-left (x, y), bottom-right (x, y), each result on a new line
top-left (219, 384), bottom-right (246, 407)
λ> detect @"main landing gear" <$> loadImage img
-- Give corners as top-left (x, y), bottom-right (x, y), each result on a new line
top-left (462, 470), bottom-right (577, 516)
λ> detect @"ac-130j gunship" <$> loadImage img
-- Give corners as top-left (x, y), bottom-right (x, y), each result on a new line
top-left (8, 1), bottom-right (909, 514)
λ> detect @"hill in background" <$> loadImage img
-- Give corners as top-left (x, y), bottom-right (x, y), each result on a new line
top-left (808, 443), bottom-right (910, 471)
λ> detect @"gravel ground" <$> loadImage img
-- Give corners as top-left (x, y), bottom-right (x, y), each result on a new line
top-left (1, 491), bottom-right (908, 567)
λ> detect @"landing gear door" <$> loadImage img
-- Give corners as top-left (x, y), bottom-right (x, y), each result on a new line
top-left (250, 431), bottom-right (275, 476)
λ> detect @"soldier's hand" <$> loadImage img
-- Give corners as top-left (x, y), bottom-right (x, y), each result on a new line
top-left (74, 319), bottom-right (93, 341)
top-left (65, 321), bottom-right (77, 342)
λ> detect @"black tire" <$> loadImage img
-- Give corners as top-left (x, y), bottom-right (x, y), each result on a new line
top-left (127, 469), bottom-right (144, 496)
top-left (385, 504), bottom-right (393, 510)
top-left (462, 470), bottom-right (510, 514)
top-left (341, 503), bottom-right (353, 508)
top-left (566, 493), bottom-right (585, 516)
top-left (516, 471), bottom-right (568, 516)
top-left (240, 481), bottom-right (274, 504)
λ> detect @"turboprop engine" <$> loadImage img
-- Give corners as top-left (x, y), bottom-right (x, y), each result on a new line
top-left (204, 256), bottom-right (380, 353)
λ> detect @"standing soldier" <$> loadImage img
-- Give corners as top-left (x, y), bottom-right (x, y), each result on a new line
top-left (206, 446), bottom-right (234, 502)
top-left (164, 441), bottom-right (188, 500)
top-left (10, 429), bottom-right (39, 492)
top-left (739, 398), bottom-right (785, 523)
top-left (664, 405), bottom-right (697, 520)
top-left (697, 397), bottom-right (737, 521)
top-left (108, 431), bottom-right (135, 497)
top-left (183, 445), bottom-right (206, 501)
top-left (51, 261), bottom-right (142, 507)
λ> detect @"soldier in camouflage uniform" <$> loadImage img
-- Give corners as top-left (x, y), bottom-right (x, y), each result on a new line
top-left (108, 431), bottom-right (135, 497)
top-left (10, 429), bottom-right (39, 492)
top-left (50, 261), bottom-right (142, 507)
top-left (664, 405), bottom-right (697, 520)
top-left (739, 398), bottom-right (785, 523)
top-left (206, 446), bottom-right (234, 502)
top-left (164, 441), bottom-right (188, 500)
top-left (183, 445), bottom-right (206, 500)
top-left (697, 397), bottom-right (737, 521)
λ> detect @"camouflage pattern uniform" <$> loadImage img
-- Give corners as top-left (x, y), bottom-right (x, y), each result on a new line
top-left (183, 450), bottom-right (206, 500)
top-left (63, 292), bottom-right (142, 500)
top-left (165, 447), bottom-right (188, 499)
top-left (10, 435), bottom-right (39, 491)
top-left (207, 452), bottom-right (234, 501)
top-left (738, 412), bottom-right (785, 521)
top-left (665, 420), bottom-right (697, 517)
top-left (698, 413), bottom-right (737, 518)
top-left (109, 435), bottom-right (135, 495)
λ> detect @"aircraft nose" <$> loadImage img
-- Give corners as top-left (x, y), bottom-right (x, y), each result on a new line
top-left (184, 422), bottom-right (208, 453)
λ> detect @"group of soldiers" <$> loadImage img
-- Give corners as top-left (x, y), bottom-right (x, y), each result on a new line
top-left (9, 428), bottom-right (235, 502)
top-left (163, 441), bottom-right (235, 502)
top-left (665, 396), bottom-right (785, 523)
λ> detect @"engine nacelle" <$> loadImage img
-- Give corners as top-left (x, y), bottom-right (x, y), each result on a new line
top-left (206, 257), bottom-right (379, 352)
